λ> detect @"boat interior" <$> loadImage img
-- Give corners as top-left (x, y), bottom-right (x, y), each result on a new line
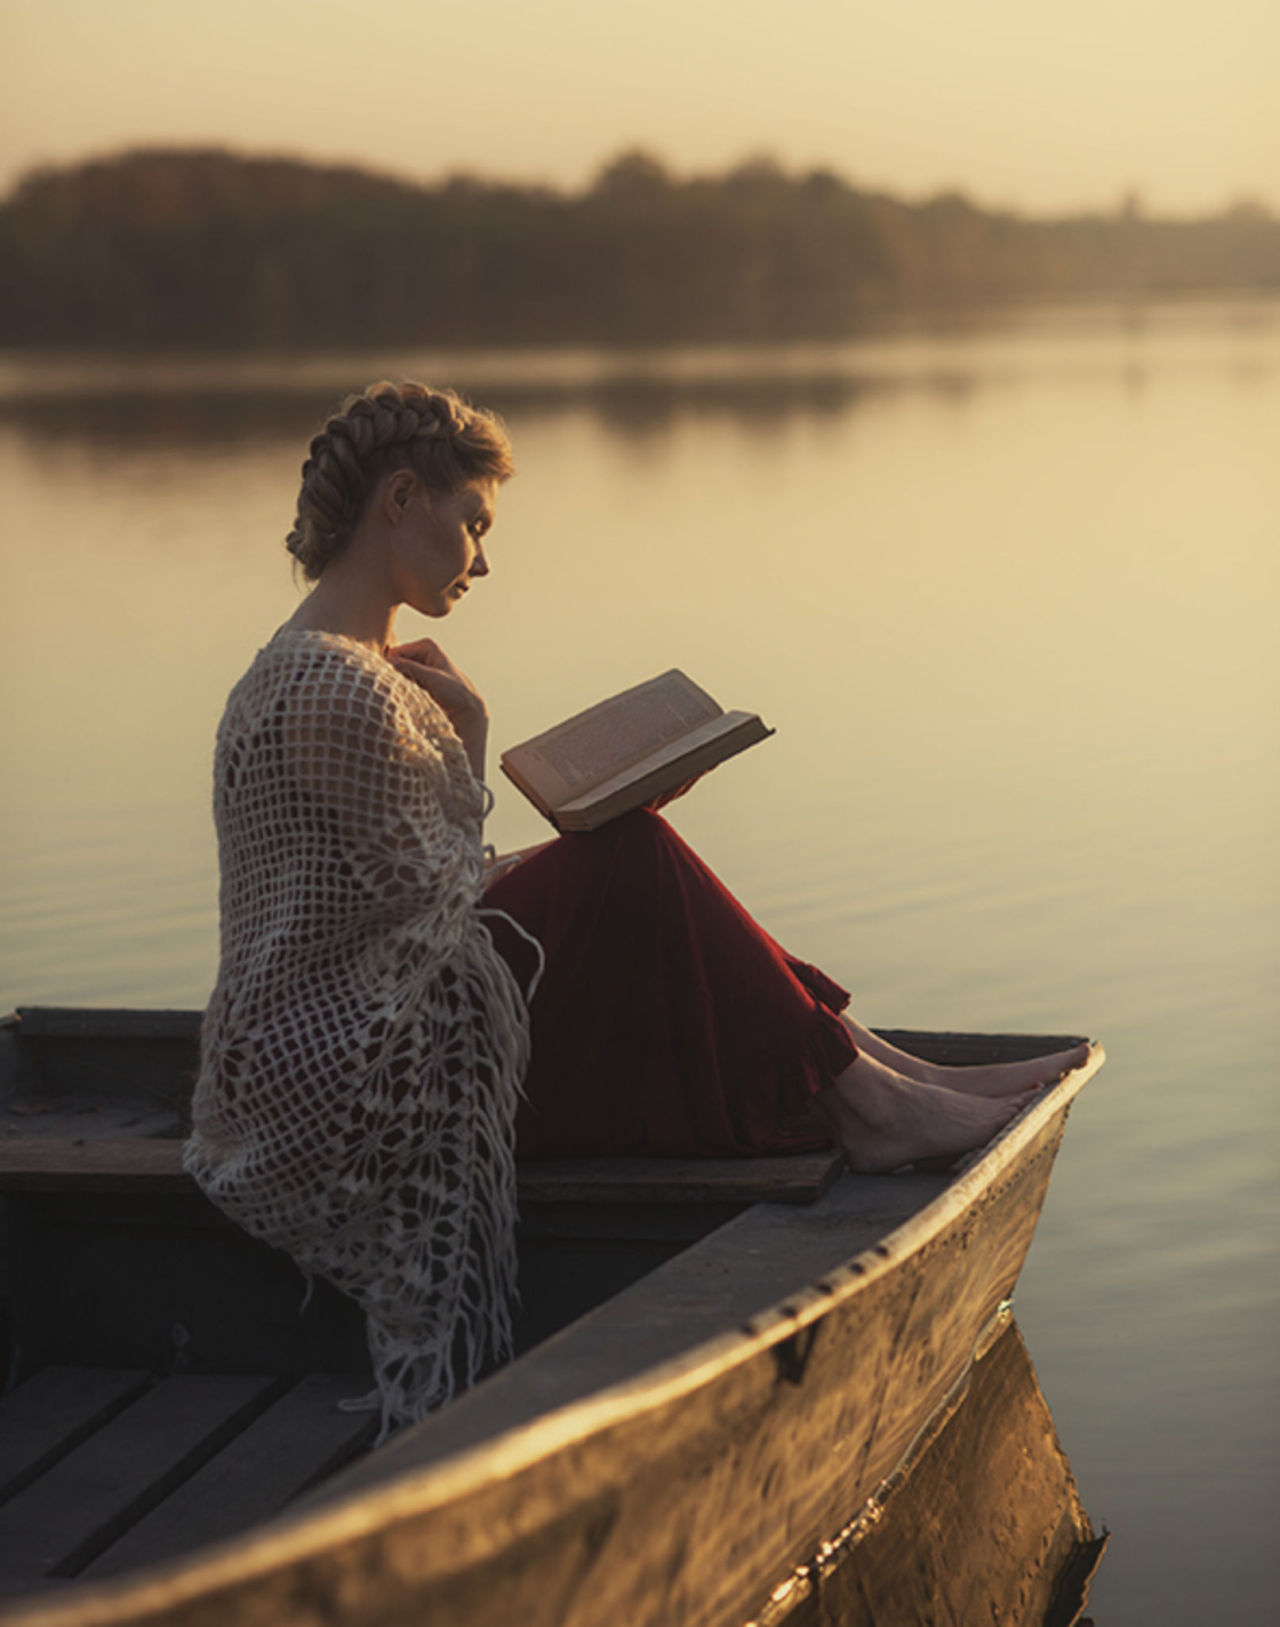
top-left (0, 1008), bottom-right (1087, 1607)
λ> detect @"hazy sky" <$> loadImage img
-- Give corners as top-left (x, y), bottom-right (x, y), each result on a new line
top-left (2, 0), bottom-right (1275, 214)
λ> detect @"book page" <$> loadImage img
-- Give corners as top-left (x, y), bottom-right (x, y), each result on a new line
top-left (504, 671), bottom-right (722, 806)
top-left (556, 711), bottom-right (767, 821)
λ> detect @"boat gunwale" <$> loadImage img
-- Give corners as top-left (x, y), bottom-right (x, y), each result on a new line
top-left (2, 1042), bottom-right (1104, 1627)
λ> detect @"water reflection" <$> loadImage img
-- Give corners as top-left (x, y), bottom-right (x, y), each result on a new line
top-left (0, 388), bottom-right (325, 450)
top-left (3, 293), bottom-right (1271, 452)
top-left (0, 370), bottom-right (954, 452)
top-left (758, 1322), bottom-right (1107, 1627)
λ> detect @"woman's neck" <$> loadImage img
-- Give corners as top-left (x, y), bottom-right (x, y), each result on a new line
top-left (284, 554), bottom-right (399, 651)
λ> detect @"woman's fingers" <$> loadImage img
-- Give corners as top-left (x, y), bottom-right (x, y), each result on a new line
top-left (390, 638), bottom-right (455, 675)
top-left (388, 654), bottom-right (488, 720)
top-left (387, 652), bottom-right (443, 693)
top-left (389, 640), bottom-right (482, 697)
top-left (388, 638), bottom-right (435, 665)
top-left (388, 653), bottom-right (453, 696)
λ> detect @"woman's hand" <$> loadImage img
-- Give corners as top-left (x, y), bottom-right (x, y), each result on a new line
top-left (387, 639), bottom-right (489, 782)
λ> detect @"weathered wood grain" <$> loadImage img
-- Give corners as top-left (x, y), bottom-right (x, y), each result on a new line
top-left (0, 1370), bottom-right (151, 1504)
top-left (321, 1169), bottom-right (950, 1482)
top-left (756, 1322), bottom-right (1105, 1626)
top-left (0, 1142), bottom-right (192, 1194)
top-left (0, 1140), bottom-right (842, 1207)
top-left (0, 1376), bottom-right (283, 1588)
top-left (81, 1378), bottom-right (377, 1582)
top-left (519, 1151), bottom-right (843, 1205)
top-left (0, 1101), bottom-right (179, 1145)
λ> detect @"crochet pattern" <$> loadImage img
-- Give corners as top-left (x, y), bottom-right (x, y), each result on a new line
top-left (185, 630), bottom-right (530, 1434)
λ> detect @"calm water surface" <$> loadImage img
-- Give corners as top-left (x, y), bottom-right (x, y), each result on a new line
top-left (1, 302), bottom-right (1276, 1624)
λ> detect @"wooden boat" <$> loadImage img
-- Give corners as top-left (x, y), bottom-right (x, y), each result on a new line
top-left (0, 1008), bottom-right (1105, 1626)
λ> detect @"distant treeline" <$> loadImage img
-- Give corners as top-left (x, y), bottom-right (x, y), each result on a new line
top-left (1, 148), bottom-right (1276, 350)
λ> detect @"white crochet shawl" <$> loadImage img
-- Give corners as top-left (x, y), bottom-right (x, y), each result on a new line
top-left (185, 629), bottom-right (532, 1434)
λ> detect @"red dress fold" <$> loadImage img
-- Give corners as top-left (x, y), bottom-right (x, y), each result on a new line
top-left (482, 809), bottom-right (855, 1158)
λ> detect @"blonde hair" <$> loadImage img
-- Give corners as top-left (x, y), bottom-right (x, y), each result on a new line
top-left (286, 381), bottom-right (515, 579)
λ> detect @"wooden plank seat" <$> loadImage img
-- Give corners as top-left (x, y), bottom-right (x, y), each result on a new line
top-left (0, 1137), bottom-right (847, 1207)
top-left (0, 1370), bottom-right (376, 1595)
top-left (3, 1005), bottom-right (1080, 1214)
top-left (2, 1004), bottom-right (850, 1207)
top-left (0, 1131), bottom-right (842, 1387)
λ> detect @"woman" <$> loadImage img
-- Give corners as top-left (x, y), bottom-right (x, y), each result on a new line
top-left (185, 380), bottom-right (1088, 1435)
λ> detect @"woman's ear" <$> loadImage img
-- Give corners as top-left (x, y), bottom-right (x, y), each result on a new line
top-left (382, 469), bottom-right (418, 522)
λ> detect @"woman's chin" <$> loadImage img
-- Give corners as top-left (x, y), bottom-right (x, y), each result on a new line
top-left (406, 582), bottom-right (468, 618)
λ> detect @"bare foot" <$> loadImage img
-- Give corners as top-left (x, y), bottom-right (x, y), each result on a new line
top-left (841, 1019), bottom-right (1091, 1100)
top-left (919, 1041), bottom-right (1091, 1099)
top-left (818, 1052), bottom-right (1039, 1175)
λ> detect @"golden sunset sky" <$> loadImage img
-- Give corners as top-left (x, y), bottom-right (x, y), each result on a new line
top-left (2, 0), bottom-right (1275, 214)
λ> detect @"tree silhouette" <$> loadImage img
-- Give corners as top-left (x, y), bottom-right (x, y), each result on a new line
top-left (0, 148), bottom-right (1274, 351)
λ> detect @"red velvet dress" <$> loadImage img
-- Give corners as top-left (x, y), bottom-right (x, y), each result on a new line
top-left (482, 808), bottom-right (856, 1158)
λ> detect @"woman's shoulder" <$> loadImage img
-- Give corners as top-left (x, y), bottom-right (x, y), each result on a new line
top-left (216, 629), bottom-right (387, 729)
top-left (264, 626), bottom-right (387, 675)
top-left (224, 628), bottom-right (451, 748)
top-left (237, 628), bottom-right (395, 698)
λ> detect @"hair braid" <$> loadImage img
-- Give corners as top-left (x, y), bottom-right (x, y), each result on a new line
top-left (285, 381), bottom-right (514, 580)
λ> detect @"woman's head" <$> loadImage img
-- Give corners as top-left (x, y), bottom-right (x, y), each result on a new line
top-left (285, 381), bottom-right (514, 580)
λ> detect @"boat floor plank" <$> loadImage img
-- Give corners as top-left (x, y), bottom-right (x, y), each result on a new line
top-left (82, 1375), bottom-right (378, 1581)
top-left (316, 1168), bottom-right (950, 1504)
top-left (0, 1374), bottom-right (283, 1588)
top-left (0, 1368), bottom-right (152, 1504)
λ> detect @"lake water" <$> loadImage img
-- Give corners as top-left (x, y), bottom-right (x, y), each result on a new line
top-left (1, 301), bottom-right (1276, 1624)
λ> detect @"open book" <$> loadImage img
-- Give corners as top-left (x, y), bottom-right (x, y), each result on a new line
top-left (499, 670), bottom-right (773, 832)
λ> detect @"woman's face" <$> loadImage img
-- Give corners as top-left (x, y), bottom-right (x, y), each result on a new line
top-left (394, 478), bottom-right (498, 618)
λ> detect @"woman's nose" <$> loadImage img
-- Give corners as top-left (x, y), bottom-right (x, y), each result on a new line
top-left (469, 545), bottom-right (490, 578)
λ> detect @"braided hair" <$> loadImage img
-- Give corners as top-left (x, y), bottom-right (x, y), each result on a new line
top-left (285, 381), bottom-right (515, 580)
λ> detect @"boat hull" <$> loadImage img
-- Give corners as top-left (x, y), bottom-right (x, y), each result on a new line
top-left (761, 1320), bottom-right (1106, 1627)
top-left (4, 1043), bottom-right (1102, 1627)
